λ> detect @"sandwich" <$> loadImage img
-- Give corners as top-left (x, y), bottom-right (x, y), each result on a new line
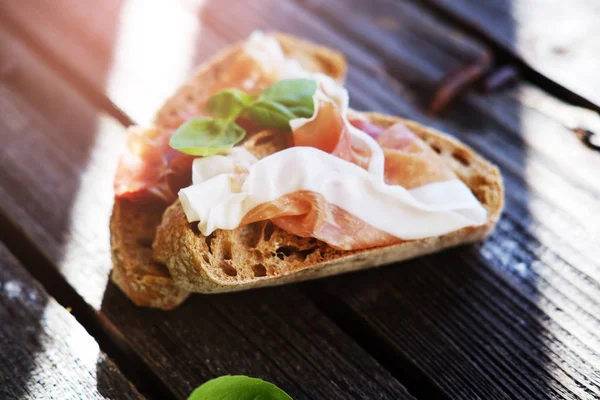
top-left (110, 32), bottom-right (504, 309)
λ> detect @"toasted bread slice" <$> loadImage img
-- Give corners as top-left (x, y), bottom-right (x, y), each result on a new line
top-left (110, 33), bottom-right (347, 309)
top-left (152, 113), bottom-right (504, 293)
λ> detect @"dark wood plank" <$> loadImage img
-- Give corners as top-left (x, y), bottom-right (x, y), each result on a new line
top-left (3, 0), bottom-right (600, 398)
top-left (420, 0), bottom-right (600, 108)
top-left (0, 21), bottom-right (414, 400)
top-left (101, 285), bottom-right (415, 400)
top-left (0, 242), bottom-right (143, 400)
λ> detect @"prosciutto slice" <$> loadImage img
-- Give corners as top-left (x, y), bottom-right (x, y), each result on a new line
top-left (114, 126), bottom-right (194, 203)
top-left (242, 191), bottom-right (400, 250)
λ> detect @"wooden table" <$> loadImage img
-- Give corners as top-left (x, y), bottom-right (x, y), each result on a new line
top-left (1, 1), bottom-right (599, 399)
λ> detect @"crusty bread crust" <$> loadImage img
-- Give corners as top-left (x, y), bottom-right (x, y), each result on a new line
top-left (152, 113), bottom-right (504, 293)
top-left (110, 33), bottom-right (347, 309)
top-left (110, 199), bottom-right (189, 308)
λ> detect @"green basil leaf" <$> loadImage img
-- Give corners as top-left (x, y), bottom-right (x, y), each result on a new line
top-left (260, 79), bottom-right (317, 107)
top-left (247, 100), bottom-right (298, 131)
top-left (169, 117), bottom-right (245, 156)
top-left (285, 104), bottom-right (315, 119)
top-left (188, 376), bottom-right (292, 400)
top-left (205, 89), bottom-right (253, 118)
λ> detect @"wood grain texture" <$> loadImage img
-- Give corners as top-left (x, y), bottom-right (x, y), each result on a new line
top-left (291, 0), bottom-right (600, 398)
top-left (0, 242), bottom-right (143, 400)
top-left (0, 21), bottom-right (413, 400)
top-left (2, 0), bottom-right (600, 399)
top-left (100, 284), bottom-right (415, 399)
top-left (420, 0), bottom-right (600, 108)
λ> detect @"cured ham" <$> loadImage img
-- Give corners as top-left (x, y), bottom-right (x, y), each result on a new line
top-left (242, 191), bottom-right (400, 250)
top-left (114, 126), bottom-right (194, 203)
top-left (292, 100), bottom-right (353, 162)
top-left (376, 122), bottom-right (456, 189)
top-left (349, 118), bottom-right (386, 139)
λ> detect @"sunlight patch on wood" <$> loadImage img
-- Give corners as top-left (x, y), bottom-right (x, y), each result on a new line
top-left (517, 84), bottom-right (600, 195)
top-left (22, 302), bottom-right (103, 395)
top-left (518, 92), bottom-right (600, 255)
top-left (513, 0), bottom-right (600, 105)
top-left (59, 117), bottom-right (125, 309)
top-left (107, 0), bottom-right (206, 124)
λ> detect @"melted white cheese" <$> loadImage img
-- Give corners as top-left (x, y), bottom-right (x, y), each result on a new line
top-left (178, 31), bottom-right (488, 240)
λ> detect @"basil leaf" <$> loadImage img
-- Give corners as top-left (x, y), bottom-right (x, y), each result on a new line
top-left (247, 100), bottom-right (298, 131)
top-left (260, 79), bottom-right (317, 107)
top-left (188, 376), bottom-right (292, 400)
top-left (169, 117), bottom-right (245, 156)
top-left (285, 104), bottom-right (315, 119)
top-left (205, 89), bottom-right (253, 118)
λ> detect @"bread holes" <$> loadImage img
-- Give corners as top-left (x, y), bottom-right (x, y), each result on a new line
top-left (452, 151), bottom-right (471, 167)
top-left (204, 233), bottom-right (215, 254)
top-left (252, 263), bottom-right (267, 277)
top-left (276, 246), bottom-right (297, 257)
top-left (430, 144), bottom-right (442, 154)
top-left (222, 240), bottom-right (232, 260)
top-left (236, 223), bottom-right (262, 248)
top-left (220, 261), bottom-right (237, 277)
top-left (275, 246), bottom-right (317, 262)
top-left (263, 221), bottom-right (275, 242)
top-left (253, 133), bottom-right (275, 147)
top-left (136, 238), bottom-right (154, 249)
top-left (202, 254), bottom-right (210, 264)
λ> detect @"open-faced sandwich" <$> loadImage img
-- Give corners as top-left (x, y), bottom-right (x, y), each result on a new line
top-left (110, 32), bottom-right (504, 309)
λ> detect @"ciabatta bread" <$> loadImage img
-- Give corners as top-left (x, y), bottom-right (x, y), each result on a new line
top-left (110, 33), bottom-right (347, 309)
top-left (152, 114), bottom-right (504, 293)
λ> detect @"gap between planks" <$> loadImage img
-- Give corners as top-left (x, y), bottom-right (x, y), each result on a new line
top-left (413, 0), bottom-right (600, 113)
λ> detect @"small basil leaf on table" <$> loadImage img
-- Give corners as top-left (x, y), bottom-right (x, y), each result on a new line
top-left (169, 117), bottom-right (246, 156)
top-left (205, 89), bottom-right (253, 118)
top-left (247, 100), bottom-right (298, 131)
top-left (188, 375), bottom-right (292, 400)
